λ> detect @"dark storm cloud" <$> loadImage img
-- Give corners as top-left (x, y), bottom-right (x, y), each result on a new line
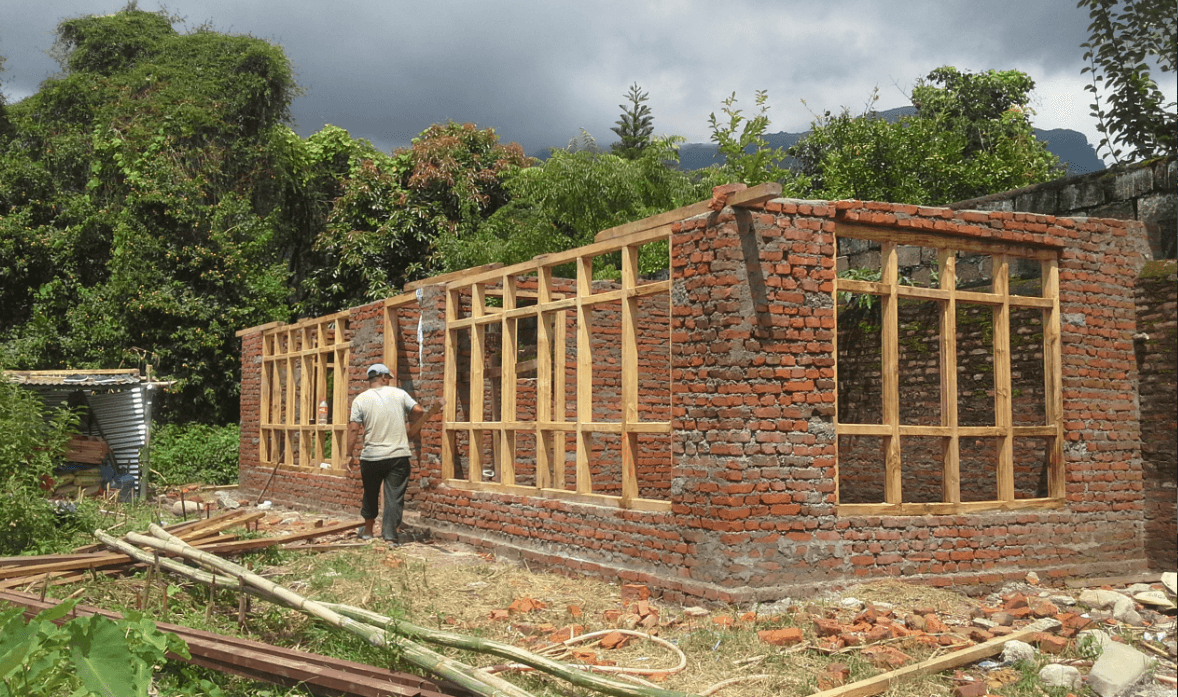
top-left (1, 1), bottom-right (1167, 161)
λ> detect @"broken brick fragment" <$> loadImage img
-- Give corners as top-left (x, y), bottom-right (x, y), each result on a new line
top-left (924, 614), bottom-right (947, 633)
top-left (757, 627), bottom-right (803, 646)
top-left (567, 604), bottom-right (583, 618)
top-left (621, 584), bottom-right (650, 601)
top-left (953, 680), bottom-right (988, 697)
top-left (1033, 632), bottom-right (1068, 654)
top-left (861, 645), bottom-right (912, 669)
top-left (599, 631), bottom-right (630, 649)
top-left (969, 628), bottom-right (994, 642)
top-left (713, 615), bottom-right (734, 628)
top-left (813, 617), bottom-right (843, 636)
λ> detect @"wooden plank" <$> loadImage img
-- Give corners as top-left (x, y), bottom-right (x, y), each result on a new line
top-left (402, 262), bottom-right (504, 292)
top-left (939, 250), bottom-right (961, 504)
top-left (284, 347), bottom-right (294, 467)
top-left (185, 519), bottom-right (361, 555)
top-left (993, 255), bottom-right (1014, 501)
top-left (620, 245), bottom-right (640, 506)
top-left (535, 269), bottom-right (554, 489)
top-left (382, 291), bottom-right (418, 307)
top-left (449, 224), bottom-right (675, 290)
top-left (445, 282), bottom-right (673, 330)
top-left (595, 200), bottom-right (714, 243)
top-left (1042, 257), bottom-right (1065, 499)
top-left (836, 222), bottom-right (1060, 260)
top-left (500, 276), bottom-right (518, 486)
top-left (441, 480), bottom-right (673, 512)
top-left (805, 629), bottom-right (1038, 697)
top-left (1012, 425), bottom-right (1058, 437)
top-left (838, 498), bottom-right (1065, 516)
top-left (236, 321), bottom-right (285, 337)
top-left (726, 182), bottom-right (783, 207)
top-left (592, 182), bottom-right (781, 244)
top-left (554, 308), bottom-right (568, 490)
top-left (441, 289), bottom-right (459, 481)
top-left (333, 342), bottom-right (349, 469)
top-left (469, 285), bottom-right (486, 483)
top-left (575, 257), bottom-right (594, 495)
top-left (880, 242), bottom-right (901, 504)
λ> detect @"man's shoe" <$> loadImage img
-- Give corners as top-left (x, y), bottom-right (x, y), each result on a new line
top-left (357, 526), bottom-right (373, 540)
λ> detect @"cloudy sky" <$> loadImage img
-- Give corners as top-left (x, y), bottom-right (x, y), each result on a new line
top-left (2, 1), bottom-right (1171, 164)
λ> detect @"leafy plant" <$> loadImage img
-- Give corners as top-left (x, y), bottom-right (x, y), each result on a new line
top-left (0, 375), bottom-right (80, 554)
top-left (0, 599), bottom-right (189, 697)
top-left (1078, 0), bottom-right (1176, 161)
top-left (707, 90), bottom-right (802, 187)
top-left (150, 422), bottom-right (240, 486)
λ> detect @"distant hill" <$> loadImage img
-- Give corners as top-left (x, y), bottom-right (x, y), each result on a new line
top-left (674, 106), bottom-right (1105, 176)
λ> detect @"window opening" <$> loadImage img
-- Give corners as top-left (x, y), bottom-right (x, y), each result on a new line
top-left (259, 313), bottom-right (350, 471)
top-left (834, 225), bottom-right (1063, 514)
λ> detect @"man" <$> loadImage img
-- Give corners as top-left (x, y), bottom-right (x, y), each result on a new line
top-left (347, 363), bottom-right (433, 544)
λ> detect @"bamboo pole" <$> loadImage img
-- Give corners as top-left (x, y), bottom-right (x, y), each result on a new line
top-left (322, 603), bottom-right (698, 697)
top-left (128, 526), bottom-right (536, 697)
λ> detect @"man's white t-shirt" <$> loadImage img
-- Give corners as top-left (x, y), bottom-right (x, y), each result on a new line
top-left (349, 385), bottom-right (418, 460)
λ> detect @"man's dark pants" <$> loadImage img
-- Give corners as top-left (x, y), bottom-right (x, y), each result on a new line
top-left (359, 456), bottom-right (410, 541)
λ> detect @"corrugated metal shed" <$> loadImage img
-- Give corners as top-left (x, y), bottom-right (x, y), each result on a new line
top-left (5, 370), bottom-right (163, 497)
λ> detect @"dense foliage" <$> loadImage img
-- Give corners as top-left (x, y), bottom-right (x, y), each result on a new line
top-left (0, 376), bottom-right (82, 554)
top-left (150, 422), bottom-right (241, 486)
top-left (434, 134), bottom-right (710, 276)
top-left (1078, 0), bottom-right (1176, 161)
top-left (790, 67), bottom-right (1061, 204)
top-left (0, 9), bottom-right (297, 423)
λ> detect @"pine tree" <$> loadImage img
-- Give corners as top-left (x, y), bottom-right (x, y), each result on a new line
top-left (610, 83), bottom-right (654, 159)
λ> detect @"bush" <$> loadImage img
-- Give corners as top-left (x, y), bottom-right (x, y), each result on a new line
top-left (151, 423), bottom-right (240, 486)
top-left (0, 375), bottom-right (79, 555)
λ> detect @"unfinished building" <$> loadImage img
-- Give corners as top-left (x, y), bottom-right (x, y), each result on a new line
top-left (238, 182), bottom-right (1160, 602)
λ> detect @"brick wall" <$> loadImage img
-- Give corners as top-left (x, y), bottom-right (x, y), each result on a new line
top-left (239, 197), bottom-right (1151, 602)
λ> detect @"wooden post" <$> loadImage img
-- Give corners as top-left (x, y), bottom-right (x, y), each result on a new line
top-left (575, 256), bottom-right (594, 494)
top-left (470, 285), bottom-right (486, 483)
top-left (1041, 257), bottom-right (1064, 499)
top-left (939, 250), bottom-right (961, 503)
top-left (500, 276), bottom-right (518, 486)
top-left (536, 268), bottom-right (554, 489)
top-left (620, 245), bottom-right (640, 505)
top-left (880, 242), bottom-right (901, 504)
top-left (992, 255), bottom-right (1014, 501)
top-left (442, 288), bottom-right (459, 481)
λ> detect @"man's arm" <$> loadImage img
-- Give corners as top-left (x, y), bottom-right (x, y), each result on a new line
top-left (407, 401), bottom-right (442, 438)
top-left (347, 422), bottom-right (364, 469)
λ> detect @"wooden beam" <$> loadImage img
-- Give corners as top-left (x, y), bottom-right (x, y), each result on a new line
top-left (835, 222), bottom-right (1059, 260)
top-left (441, 480), bottom-right (673, 512)
top-left (500, 276), bottom-right (518, 486)
top-left (402, 262), bottom-right (504, 292)
top-left (441, 289), bottom-right (459, 481)
top-left (469, 285), bottom-right (486, 484)
top-left (535, 269), bottom-right (554, 489)
top-left (805, 629), bottom-right (1038, 697)
top-left (575, 257), bottom-right (594, 495)
top-left (838, 498), bottom-right (1065, 516)
top-left (450, 224), bottom-right (674, 290)
top-left (993, 255), bottom-right (1014, 501)
top-left (236, 321), bottom-right (284, 338)
top-left (382, 291), bottom-right (418, 307)
top-left (595, 201), bottom-right (714, 243)
top-left (880, 242), bottom-right (901, 504)
top-left (725, 182), bottom-right (782, 207)
top-left (554, 308), bottom-right (569, 490)
top-left (939, 250), bottom-right (961, 504)
top-left (620, 245), bottom-right (640, 506)
top-left (1042, 257), bottom-right (1065, 499)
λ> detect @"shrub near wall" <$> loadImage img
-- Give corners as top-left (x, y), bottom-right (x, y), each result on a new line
top-left (151, 423), bottom-right (240, 486)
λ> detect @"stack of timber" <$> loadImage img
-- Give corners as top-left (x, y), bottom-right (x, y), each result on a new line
top-left (46, 435), bottom-right (116, 497)
top-left (0, 509), bottom-right (361, 592)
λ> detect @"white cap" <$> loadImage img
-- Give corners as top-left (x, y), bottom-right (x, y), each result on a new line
top-left (367, 363), bottom-right (391, 378)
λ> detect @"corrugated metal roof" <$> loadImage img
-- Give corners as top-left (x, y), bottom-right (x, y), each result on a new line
top-left (4, 370), bottom-right (144, 387)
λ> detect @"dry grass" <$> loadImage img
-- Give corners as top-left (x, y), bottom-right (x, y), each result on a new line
top-left (53, 535), bottom-right (1055, 697)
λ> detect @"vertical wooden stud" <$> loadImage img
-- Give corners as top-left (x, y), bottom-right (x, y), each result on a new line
top-left (500, 276), bottom-right (518, 486)
top-left (992, 255), bottom-right (1014, 501)
top-left (442, 289), bottom-right (460, 481)
top-left (939, 250), bottom-right (961, 503)
top-left (1041, 257), bottom-right (1064, 499)
top-left (575, 256), bottom-right (594, 494)
top-left (620, 245), bottom-right (640, 505)
top-left (880, 242), bottom-right (901, 504)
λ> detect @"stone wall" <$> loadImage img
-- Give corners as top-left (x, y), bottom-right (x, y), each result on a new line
top-left (1134, 260), bottom-right (1177, 570)
top-left (239, 197), bottom-right (1152, 601)
top-left (950, 156), bottom-right (1176, 260)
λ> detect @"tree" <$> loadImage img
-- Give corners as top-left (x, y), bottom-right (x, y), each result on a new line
top-left (435, 134), bottom-right (709, 276)
top-left (610, 83), bottom-right (654, 159)
top-left (304, 122), bottom-right (531, 312)
top-left (1078, 0), bottom-right (1176, 161)
top-left (790, 67), bottom-right (1060, 205)
top-left (0, 7), bottom-right (297, 423)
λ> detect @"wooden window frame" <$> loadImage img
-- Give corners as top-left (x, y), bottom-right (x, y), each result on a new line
top-left (259, 312), bottom-right (350, 472)
top-left (834, 223), bottom-right (1065, 515)
top-left (440, 225), bottom-right (674, 512)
